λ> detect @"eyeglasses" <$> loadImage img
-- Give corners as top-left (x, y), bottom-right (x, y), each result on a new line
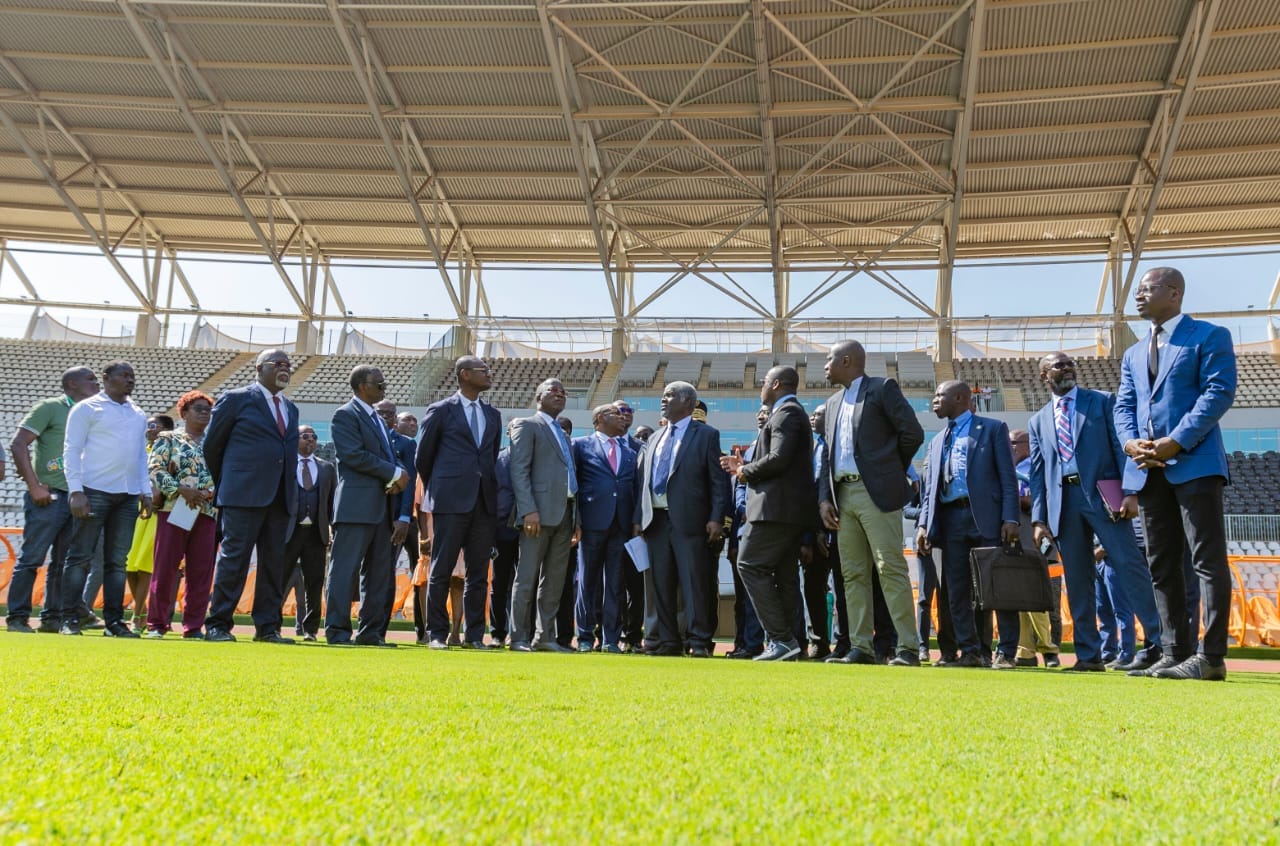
top-left (299, 433), bottom-right (317, 440)
top-left (462, 366), bottom-right (491, 374)
top-left (364, 380), bottom-right (386, 388)
top-left (614, 405), bottom-right (634, 414)
top-left (1135, 283), bottom-right (1172, 297)
top-left (262, 360), bottom-right (292, 369)
top-left (1046, 360), bottom-right (1075, 370)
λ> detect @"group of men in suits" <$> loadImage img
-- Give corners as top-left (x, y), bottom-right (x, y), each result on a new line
top-left (35, 263), bottom-right (1232, 680)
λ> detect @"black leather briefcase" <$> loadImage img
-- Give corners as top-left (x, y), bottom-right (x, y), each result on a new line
top-left (968, 541), bottom-right (1055, 612)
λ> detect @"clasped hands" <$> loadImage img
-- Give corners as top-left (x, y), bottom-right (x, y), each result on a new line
top-left (1124, 436), bottom-right (1181, 470)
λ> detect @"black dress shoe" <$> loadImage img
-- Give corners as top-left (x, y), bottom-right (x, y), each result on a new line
top-left (533, 641), bottom-right (574, 654)
top-left (1015, 657), bottom-right (1039, 667)
top-left (204, 628), bottom-right (235, 643)
top-left (104, 623), bottom-right (140, 639)
top-left (647, 645), bottom-right (683, 657)
top-left (1064, 659), bottom-right (1106, 672)
top-left (725, 648), bottom-right (757, 659)
top-left (253, 632), bottom-right (295, 644)
top-left (1129, 654), bottom-right (1181, 677)
top-left (946, 652), bottom-right (984, 668)
top-left (1153, 654), bottom-right (1226, 681)
top-left (834, 647), bottom-right (876, 665)
top-left (460, 641), bottom-right (493, 650)
top-left (889, 651), bottom-right (921, 666)
top-left (1044, 653), bottom-right (1061, 668)
top-left (182, 631), bottom-right (205, 640)
top-left (934, 653), bottom-right (958, 667)
top-left (830, 644), bottom-right (851, 661)
top-left (509, 641), bottom-right (533, 652)
top-left (689, 646), bottom-right (711, 658)
top-left (1119, 649), bottom-right (1162, 673)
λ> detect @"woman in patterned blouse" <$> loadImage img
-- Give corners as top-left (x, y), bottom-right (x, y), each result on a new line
top-left (144, 390), bottom-right (217, 638)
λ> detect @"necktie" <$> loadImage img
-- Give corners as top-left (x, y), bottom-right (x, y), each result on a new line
top-left (467, 401), bottom-right (482, 447)
top-left (272, 394), bottom-right (286, 436)
top-left (1055, 396), bottom-right (1074, 463)
top-left (942, 420), bottom-right (956, 485)
top-left (652, 426), bottom-right (676, 495)
top-left (301, 458), bottom-right (314, 490)
top-left (1148, 324), bottom-right (1162, 383)
top-left (552, 419), bottom-right (578, 495)
top-left (607, 438), bottom-right (619, 474)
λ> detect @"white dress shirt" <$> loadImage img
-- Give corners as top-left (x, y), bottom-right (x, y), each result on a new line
top-left (456, 391), bottom-right (486, 444)
top-left (833, 376), bottom-right (864, 478)
top-left (648, 417), bottom-right (688, 510)
top-left (63, 391), bottom-right (149, 495)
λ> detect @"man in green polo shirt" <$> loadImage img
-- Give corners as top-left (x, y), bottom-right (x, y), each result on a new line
top-left (6, 366), bottom-right (99, 633)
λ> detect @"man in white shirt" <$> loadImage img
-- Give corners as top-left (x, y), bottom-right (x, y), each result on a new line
top-left (59, 361), bottom-right (150, 638)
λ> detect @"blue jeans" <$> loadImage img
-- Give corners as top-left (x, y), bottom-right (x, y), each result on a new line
top-left (1096, 559), bottom-right (1135, 662)
top-left (6, 490), bottom-right (72, 624)
top-left (61, 489), bottom-right (140, 629)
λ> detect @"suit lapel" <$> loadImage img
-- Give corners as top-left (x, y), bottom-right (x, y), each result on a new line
top-left (670, 420), bottom-right (696, 474)
top-left (1150, 317), bottom-right (1191, 395)
top-left (354, 399), bottom-right (391, 460)
top-left (249, 384), bottom-right (281, 438)
top-left (851, 378), bottom-right (869, 439)
top-left (1072, 390), bottom-right (1088, 444)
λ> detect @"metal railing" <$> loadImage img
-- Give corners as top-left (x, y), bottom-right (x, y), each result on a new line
top-left (1225, 515), bottom-right (1280, 543)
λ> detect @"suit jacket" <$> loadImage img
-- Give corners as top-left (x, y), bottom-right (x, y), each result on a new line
top-left (509, 413), bottom-right (575, 528)
top-left (296, 455), bottom-right (336, 545)
top-left (572, 432), bottom-right (637, 533)
top-left (817, 376), bottom-right (923, 513)
top-left (389, 429), bottom-right (418, 523)
top-left (633, 418), bottom-right (730, 535)
top-left (918, 414), bottom-right (1018, 542)
top-left (415, 394), bottom-right (502, 514)
top-left (495, 446), bottom-right (519, 542)
top-left (331, 398), bottom-right (398, 525)
top-left (204, 383), bottom-right (298, 513)
top-left (1029, 388), bottom-right (1128, 536)
top-left (739, 397), bottom-right (817, 527)
top-left (1115, 314), bottom-right (1235, 490)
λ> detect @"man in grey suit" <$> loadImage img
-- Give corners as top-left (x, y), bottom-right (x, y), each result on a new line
top-left (324, 366), bottom-right (408, 646)
top-left (508, 378), bottom-right (579, 653)
top-left (817, 340), bottom-right (925, 666)
top-left (721, 366), bottom-right (816, 661)
top-left (633, 381), bottom-right (729, 657)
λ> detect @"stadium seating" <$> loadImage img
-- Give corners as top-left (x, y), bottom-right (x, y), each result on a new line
top-left (895, 351), bottom-right (936, 389)
top-left (1233, 353), bottom-right (1280, 408)
top-left (663, 354), bottom-right (704, 386)
top-left (289, 354), bottom-right (418, 405)
top-left (210, 355), bottom-right (309, 398)
top-left (617, 353), bottom-right (660, 388)
top-left (706, 354), bottom-right (747, 388)
top-left (425, 357), bottom-right (607, 409)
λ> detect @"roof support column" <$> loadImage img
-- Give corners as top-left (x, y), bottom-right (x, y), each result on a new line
top-left (935, 0), bottom-right (985, 362)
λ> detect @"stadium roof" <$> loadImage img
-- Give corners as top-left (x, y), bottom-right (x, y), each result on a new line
top-left (0, 0), bottom-right (1277, 337)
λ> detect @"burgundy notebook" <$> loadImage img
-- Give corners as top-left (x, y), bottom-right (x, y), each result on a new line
top-left (1096, 479), bottom-right (1124, 515)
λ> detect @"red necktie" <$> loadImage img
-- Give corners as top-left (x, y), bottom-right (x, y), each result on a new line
top-left (272, 395), bottom-right (286, 436)
top-left (608, 438), bottom-right (619, 473)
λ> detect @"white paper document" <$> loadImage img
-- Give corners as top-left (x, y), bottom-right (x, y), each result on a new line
top-left (166, 494), bottom-right (199, 531)
top-left (624, 535), bottom-right (651, 572)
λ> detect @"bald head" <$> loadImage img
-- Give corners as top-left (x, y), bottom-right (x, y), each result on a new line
top-left (931, 379), bottom-right (972, 421)
top-left (824, 339), bottom-right (866, 388)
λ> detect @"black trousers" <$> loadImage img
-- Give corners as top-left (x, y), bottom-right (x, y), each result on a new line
top-left (645, 510), bottom-right (718, 650)
top-left (377, 521), bottom-right (418, 640)
top-left (1139, 469), bottom-right (1231, 658)
top-left (427, 507), bottom-right (496, 643)
top-left (737, 520), bottom-right (804, 645)
top-left (283, 522), bottom-right (326, 636)
top-left (207, 500), bottom-right (291, 637)
top-left (489, 534), bottom-right (519, 641)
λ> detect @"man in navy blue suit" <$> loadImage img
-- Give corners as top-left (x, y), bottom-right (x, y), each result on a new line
top-left (375, 399), bottom-right (418, 640)
top-left (571, 403), bottom-right (637, 653)
top-left (416, 355), bottom-right (503, 649)
top-left (325, 367), bottom-right (407, 646)
top-left (1028, 352), bottom-right (1163, 672)
top-left (915, 381), bottom-right (1021, 668)
top-left (1116, 267), bottom-right (1236, 681)
top-left (203, 348), bottom-right (300, 644)
top-left (491, 421), bottom-right (521, 647)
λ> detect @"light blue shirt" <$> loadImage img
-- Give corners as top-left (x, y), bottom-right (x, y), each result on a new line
top-left (1051, 386), bottom-right (1080, 479)
top-left (939, 410), bottom-right (973, 503)
top-left (833, 377), bottom-right (864, 478)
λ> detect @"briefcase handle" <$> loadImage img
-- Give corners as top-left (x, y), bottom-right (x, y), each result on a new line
top-left (1001, 539), bottom-right (1027, 556)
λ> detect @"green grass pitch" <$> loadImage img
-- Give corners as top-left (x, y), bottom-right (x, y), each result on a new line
top-left (1, 636), bottom-right (1278, 843)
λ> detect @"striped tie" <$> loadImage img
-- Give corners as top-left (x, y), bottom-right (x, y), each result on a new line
top-left (1055, 396), bottom-right (1074, 463)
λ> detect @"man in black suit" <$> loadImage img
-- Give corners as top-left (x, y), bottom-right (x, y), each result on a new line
top-left (375, 399), bottom-right (418, 639)
top-left (633, 381), bottom-right (729, 657)
top-left (284, 425), bottom-right (335, 642)
top-left (722, 366), bottom-right (816, 661)
top-left (203, 348), bottom-right (300, 644)
top-left (325, 367), bottom-right (407, 646)
top-left (416, 355), bottom-right (502, 650)
top-left (491, 421), bottom-right (520, 647)
top-left (394, 410), bottom-right (426, 641)
top-left (817, 340), bottom-right (925, 666)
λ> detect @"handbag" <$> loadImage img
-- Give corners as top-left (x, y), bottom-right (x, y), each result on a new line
top-left (969, 540), bottom-right (1055, 612)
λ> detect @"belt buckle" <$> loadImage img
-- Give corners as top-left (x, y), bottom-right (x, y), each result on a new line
top-left (1063, 474), bottom-right (1080, 486)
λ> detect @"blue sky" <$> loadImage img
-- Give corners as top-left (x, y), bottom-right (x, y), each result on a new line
top-left (2, 240), bottom-right (1275, 352)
